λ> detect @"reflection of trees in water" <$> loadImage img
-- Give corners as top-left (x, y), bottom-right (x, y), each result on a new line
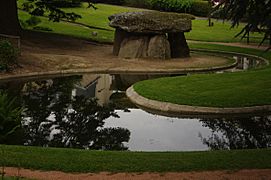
top-left (200, 116), bottom-right (271, 150)
top-left (18, 76), bottom-right (130, 150)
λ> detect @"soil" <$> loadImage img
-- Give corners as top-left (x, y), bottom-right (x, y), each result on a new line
top-left (1, 31), bottom-right (233, 79)
top-left (4, 167), bottom-right (271, 180)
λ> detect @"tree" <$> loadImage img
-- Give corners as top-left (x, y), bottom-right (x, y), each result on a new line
top-left (215, 0), bottom-right (271, 46)
top-left (0, 0), bottom-right (95, 36)
top-left (0, 0), bottom-right (21, 35)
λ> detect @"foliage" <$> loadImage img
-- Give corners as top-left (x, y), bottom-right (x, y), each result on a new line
top-left (21, 16), bottom-right (53, 31)
top-left (0, 40), bottom-right (18, 71)
top-left (0, 91), bottom-right (23, 144)
top-left (191, 0), bottom-right (212, 17)
top-left (215, 0), bottom-right (271, 46)
top-left (124, 0), bottom-right (151, 8)
top-left (25, 16), bottom-right (41, 27)
top-left (21, 0), bottom-right (96, 22)
top-left (148, 0), bottom-right (195, 13)
top-left (32, 26), bottom-right (53, 31)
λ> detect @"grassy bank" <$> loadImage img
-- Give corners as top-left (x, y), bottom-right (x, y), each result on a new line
top-left (1, 145), bottom-right (271, 173)
top-left (134, 44), bottom-right (271, 108)
top-left (18, 2), bottom-right (265, 44)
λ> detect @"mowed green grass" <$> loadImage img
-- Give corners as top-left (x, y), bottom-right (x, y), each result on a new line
top-left (134, 44), bottom-right (271, 107)
top-left (18, 2), bottom-right (266, 43)
top-left (1, 145), bottom-right (271, 173)
top-left (186, 19), bottom-right (264, 43)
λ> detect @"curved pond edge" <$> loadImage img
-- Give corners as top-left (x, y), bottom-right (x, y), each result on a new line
top-left (126, 86), bottom-right (271, 116)
top-left (191, 48), bottom-right (270, 66)
top-left (0, 49), bottom-right (245, 82)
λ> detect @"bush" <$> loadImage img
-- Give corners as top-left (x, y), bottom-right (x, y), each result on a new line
top-left (0, 40), bottom-right (18, 71)
top-left (25, 16), bottom-right (42, 27)
top-left (0, 91), bottom-right (23, 144)
top-left (149, 0), bottom-right (194, 13)
top-left (191, 0), bottom-right (212, 17)
top-left (124, 0), bottom-right (151, 8)
top-left (33, 26), bottom-right (53, 32)
top-left (123, 0), bottom-right (212, 17)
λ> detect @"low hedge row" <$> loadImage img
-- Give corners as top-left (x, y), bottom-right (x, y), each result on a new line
top-left (96, 0), bottom-right (212, 17)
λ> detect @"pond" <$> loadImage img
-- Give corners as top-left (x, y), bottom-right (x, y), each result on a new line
top-left (0, 55), bottom-right (270, 151)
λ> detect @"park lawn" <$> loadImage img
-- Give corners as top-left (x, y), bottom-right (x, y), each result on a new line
top-left (1, 145), bottom-right (271, 173)
top-left (134, 44), bottom-right (271, 108)
top-left (186, 19), bottom-right (264, 43)
top-left (18, 2), bottom-right (266, 44)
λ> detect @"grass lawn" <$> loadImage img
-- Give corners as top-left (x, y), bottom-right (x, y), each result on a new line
top-left (134, 44), bottom-right (271, 107)
top-left (17, 2), bottom-right (267, 44)
top-left (9, 1), bottom-right (271, 173)
top-left (1, 145), bottom-right (271, 173)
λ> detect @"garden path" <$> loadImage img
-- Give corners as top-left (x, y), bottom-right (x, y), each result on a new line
top-left (4, 167), bottom-right (271, 180)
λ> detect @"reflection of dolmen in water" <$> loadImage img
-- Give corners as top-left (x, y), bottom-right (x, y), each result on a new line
top-left (73, 74), bottom-right (113, 106)
top-left (109, 11), bottom-right (195, 59)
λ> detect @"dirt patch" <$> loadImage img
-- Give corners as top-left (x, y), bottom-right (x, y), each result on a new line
top-left (4, 167), bottom-right (271, 180)
top-left (1, 31), bottom-right (233, 78)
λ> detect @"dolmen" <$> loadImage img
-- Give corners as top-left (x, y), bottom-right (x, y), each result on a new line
top-left (109, 11), bottom-right (195, 60)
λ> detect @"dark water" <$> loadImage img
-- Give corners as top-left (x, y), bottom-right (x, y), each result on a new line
top-left (1, 71), bottom-right (270, 152)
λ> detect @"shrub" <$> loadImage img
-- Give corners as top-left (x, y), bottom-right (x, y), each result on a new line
top-left (0, 40), bottom-right (18, 71)
top-left (191, 0), bottom-right (212, 17)
top-left (124, 0), bottom-right (151, 8)
top-left (25, 16), bottom-right (42, 27)
top-left (149, 0), bottom-right (195, 13)
top-left (0, 91), bottom-right (23, 144)
top-left (123, 0), bottom-right (212, 17)
top-left (33, 26), bottom-right (53, 32)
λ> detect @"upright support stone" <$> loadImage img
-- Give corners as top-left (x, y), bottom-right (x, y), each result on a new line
top-left (113, 28), bottom-right (129, 56)
top-left (168, 32), bottom-right (190, 58)
top-left (148, 35), bottom-right (171, 59)
top-left (118, 36), bottom-right (150, 59)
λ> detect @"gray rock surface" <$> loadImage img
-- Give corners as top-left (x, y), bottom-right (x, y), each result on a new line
top-left (109, 11), bottom-right (194, 34)
top-left (147, 35), bottom-right (171, 59)
top-left (118, 36), bottom-right (149, 58)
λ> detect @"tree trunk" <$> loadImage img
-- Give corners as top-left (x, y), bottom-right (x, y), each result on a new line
top-left (0, 0), bottom-right (21, 36)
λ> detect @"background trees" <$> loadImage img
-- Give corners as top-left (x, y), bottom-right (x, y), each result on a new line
top-left (216, 0), bottom-right (271, 45)
top-left (0, 0), bottom-right (95, 35)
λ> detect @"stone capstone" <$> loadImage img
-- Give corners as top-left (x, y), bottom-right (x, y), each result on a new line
top-left (109, 11), bottom-right (195, 34)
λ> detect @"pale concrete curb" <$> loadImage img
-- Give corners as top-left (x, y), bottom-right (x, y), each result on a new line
top-left (126, 86), bottom-right (271, 116)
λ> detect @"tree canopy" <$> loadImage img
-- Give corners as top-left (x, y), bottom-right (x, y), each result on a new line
top-left (0, 0), bottom-right (95, 35)
top-left (216, 0), bottom-right (271, 46)
top-left (22, 0), bottom-right (96, 22)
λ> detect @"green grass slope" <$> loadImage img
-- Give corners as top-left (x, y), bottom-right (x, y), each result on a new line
top-left (134, 44), bottom-right (271, 107)
top-left (1, 145), bottom-right (271, 173)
